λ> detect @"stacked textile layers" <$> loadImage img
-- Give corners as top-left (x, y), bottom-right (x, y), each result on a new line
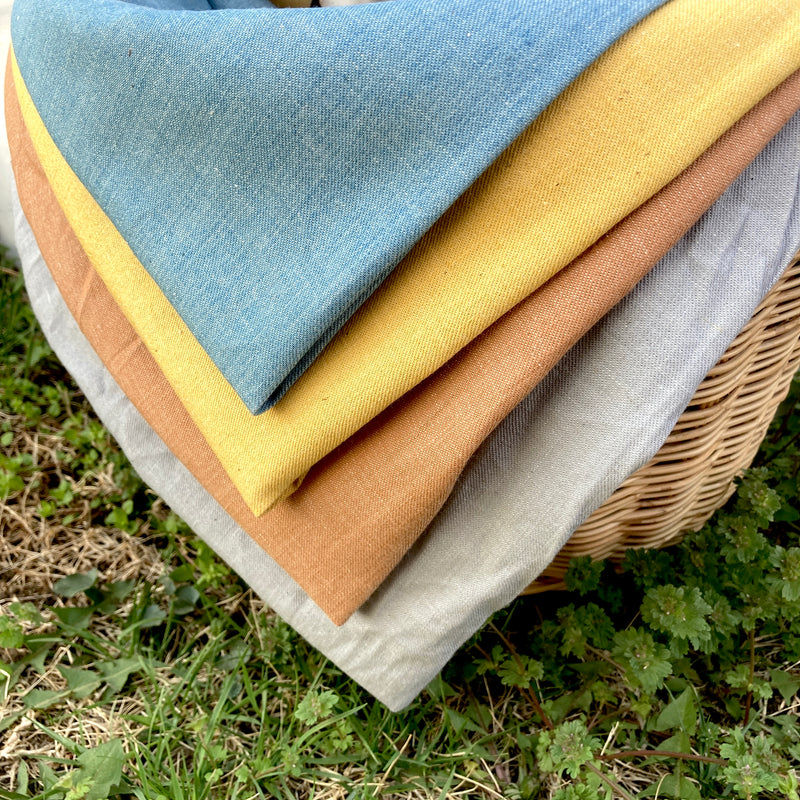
top-left (7, 0), bottom-right (800, 708)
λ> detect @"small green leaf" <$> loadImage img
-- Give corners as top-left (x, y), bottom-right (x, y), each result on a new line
top-left (630, 697), bottom-right (653, 719)
top-left (164, 513), bottom-right (180, 533)
top-left (558, 603), bottom-right (615, 657)
top-left (171, 585), bottom-right (200, 616)
top-left (612, 628), bottom-right (672, 693)
top-left (642, 586), bottom-right (712, 651)
top-left (542, 693), bottom-right (579, 725)
top-left (720, 730), bottom-right (782, 798)
top-left (0, 469), bottom-right (24, 497)
top-left (8, 602), bottom-right (43, 625)
top-left (0, 790), bottom-right (33, 800)
top-left (38, 500), bottom-right (55, 518)
top-left (656, 731), bottom-right (692, 754)
top-left (444, 707), bottom-right (484, 735)
top-left (769, 668), bottom-right (800, 704)
top-left (51, 479), bottom-right (74, 506)
top-left (536, 719), bottom-right (601, 779)
top-left (106, 580), bottom-right (136, 602)
top-left (563, 556), bottom-right (605, 595)
top-left (37, 762), bottom-right (60, 791)
top-left (133, 604), bottom-right (166, 629)
top-left (22, 689), bottom-right (62, 709)
top-left (54, 607), bottom-right (94, 630)
top-left (54, 569), bottom-right (99, 598)
top-left (216, 639), bottom-right (251, 672)
top-left (98, 658), bottom-right (140, 693)
top-left (425, 674), bottom-right (457, 700)
top-left (74, 739), bottom-right (126, 800)
top-left (105, 507), bottom-right (129, 530)
top-left (57, 666), bottom-right (101, 699)
top-left (15, 760), bottom-right (27, 795)
top-left (295, 689), bottom-right (339, 725)
top-left (323, 718), bottom-right (354, 754)
top-left (0, 616), bottom-right (25, 649)
top-left (26, 639), bottom-right (55, 674)
top-left (641, 772), bottom-right (702, 800)
top-left (169, 565), bottom-right (194, 583)
top-left (497, 654), bottom-right (544, 689)
top-left (777, 771), bottom-right (800, 800)
top-left (655, 688), bottom-right (697, 735)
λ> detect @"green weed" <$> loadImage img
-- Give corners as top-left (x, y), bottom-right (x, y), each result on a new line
top-left (2, 248), bottom-right (800, 798)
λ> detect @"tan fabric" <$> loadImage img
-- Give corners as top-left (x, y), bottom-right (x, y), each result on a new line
top-left (16, 1), bottom-right (800, 518)
top-left (9, 61), bottom-right (800, 624)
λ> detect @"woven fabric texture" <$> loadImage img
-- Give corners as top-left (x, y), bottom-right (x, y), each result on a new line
top-left (10, 0), bottom-right (665, 412)
top-left (10, 60), bottom-right (800, 624)
top-left (16, 110), bottom-right (800, 709)
top-left (12, 0), bottom-right (800, 515)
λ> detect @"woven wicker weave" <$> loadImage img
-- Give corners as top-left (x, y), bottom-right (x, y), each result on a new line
top-left (523, 252), bottom-right (800, 594)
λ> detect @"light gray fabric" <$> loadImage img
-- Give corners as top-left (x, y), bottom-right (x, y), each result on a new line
top-left (15, 111), bottom-right (800, 711)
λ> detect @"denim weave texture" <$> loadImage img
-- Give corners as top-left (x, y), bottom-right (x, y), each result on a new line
top-left (10, 0), bottom-right (666, 412)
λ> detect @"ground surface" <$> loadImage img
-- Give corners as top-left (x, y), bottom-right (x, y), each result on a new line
top-left (1, 251), bottom-right (799, 799)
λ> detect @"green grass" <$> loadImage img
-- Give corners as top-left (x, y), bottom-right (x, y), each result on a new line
top-left (1, 247), bottom-right (800, 799)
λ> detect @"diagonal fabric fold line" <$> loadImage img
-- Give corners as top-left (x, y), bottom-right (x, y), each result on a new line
top-left (15, 103), bottom-right (800, 708)
top-left (10, 0), bottom-right (668, 412)
top-left (12, 0), bottom-right (800, 516)
top-left (10, 57), bottom-right (800, 624)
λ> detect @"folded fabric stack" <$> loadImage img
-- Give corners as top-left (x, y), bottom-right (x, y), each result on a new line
top-left (7, 0), bottom-right (800, 710)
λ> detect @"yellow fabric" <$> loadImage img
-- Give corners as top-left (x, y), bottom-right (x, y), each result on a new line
top-left (14, 0), bottom-right (800, 515)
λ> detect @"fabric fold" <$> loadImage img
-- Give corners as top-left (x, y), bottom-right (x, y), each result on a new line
top-left (12, 0), bottom-right (800, 516)
top-left (16, 105), bottom-right (800, 708)
top-left (10, 54), bottom-right (800, 622)
top-left (10, 0), bottom-right (667, 412)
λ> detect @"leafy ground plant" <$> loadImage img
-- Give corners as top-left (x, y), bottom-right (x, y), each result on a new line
top-left (1, 249), bottom-right (800, 798)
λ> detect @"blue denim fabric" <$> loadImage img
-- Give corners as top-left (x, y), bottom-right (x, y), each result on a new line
top-left (18, 112), bottom-right (800, 710)
top-left (11, 0), bottom-right (666, 412)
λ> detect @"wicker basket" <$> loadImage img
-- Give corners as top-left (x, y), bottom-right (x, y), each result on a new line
top-left (523, 252), bottom-right (800, 595)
